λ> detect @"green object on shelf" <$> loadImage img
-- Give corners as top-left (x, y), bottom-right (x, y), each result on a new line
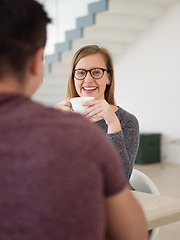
top-left (135, 133), bottom-right (161, 164)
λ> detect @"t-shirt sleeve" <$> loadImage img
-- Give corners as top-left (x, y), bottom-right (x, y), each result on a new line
top-left (68, 114), bottom-right (128, 198)
top-left (90, 125), bottom-right (128, 197)
top-left (102, 141), bottom-right (127, 197)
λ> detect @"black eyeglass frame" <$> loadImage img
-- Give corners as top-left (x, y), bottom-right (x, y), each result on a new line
top-left (73, 68), bottom-right (110, 80)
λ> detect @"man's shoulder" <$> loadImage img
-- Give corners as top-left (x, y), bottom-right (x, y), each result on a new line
top-left (30, 99), bottom-right (104, 137)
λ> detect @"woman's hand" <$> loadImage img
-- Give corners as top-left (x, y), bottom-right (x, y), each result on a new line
top-left (54, 99), bottom-right (72, 112)
top-left (83, 100), bottom-right (122, 134)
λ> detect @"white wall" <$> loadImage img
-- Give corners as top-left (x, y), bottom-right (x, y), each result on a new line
top-left (114, 2), bottom-right (180, 164)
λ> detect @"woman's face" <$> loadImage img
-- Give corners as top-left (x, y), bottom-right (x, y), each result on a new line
top-left (74, 53), bottom-right (110, 100)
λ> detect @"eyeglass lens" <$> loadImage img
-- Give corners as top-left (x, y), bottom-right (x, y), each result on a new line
top-left (74, 68), bottom-right (107, 80)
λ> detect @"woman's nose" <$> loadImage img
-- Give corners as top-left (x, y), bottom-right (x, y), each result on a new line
top-left (84, 72), bottom-right (94, 82)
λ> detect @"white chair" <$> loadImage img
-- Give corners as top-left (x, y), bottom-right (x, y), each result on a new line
top-left (129, 169), bottom-right (160, 240)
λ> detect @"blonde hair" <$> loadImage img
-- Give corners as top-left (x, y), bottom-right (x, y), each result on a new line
top-left (66, 45), bottom-right (116, 105)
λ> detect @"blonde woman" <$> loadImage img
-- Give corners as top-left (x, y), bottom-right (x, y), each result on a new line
top-left (55, 45), bottom-right (139, 181)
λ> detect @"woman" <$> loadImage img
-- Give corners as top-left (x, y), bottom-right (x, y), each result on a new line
top-left (55, 45), bottom-right (139, 181)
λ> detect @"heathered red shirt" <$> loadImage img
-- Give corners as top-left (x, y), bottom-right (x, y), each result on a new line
top-left (0, 93), bottom-right (127, 240)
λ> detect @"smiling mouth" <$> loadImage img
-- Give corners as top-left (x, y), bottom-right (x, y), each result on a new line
top-left (83, 87), bottom-right (97, 91)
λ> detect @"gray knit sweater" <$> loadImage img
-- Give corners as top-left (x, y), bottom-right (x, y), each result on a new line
top-left (95, 107), bottom-right (139, 180)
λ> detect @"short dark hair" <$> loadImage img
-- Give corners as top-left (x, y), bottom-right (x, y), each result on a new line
top-left (0, 0), bottom-right (51, 82)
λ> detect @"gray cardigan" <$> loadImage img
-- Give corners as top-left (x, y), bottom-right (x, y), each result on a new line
top-left (96, 107), bottom-right (139, 180)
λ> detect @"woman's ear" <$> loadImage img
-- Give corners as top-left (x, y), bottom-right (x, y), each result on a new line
top-left (107, 73), bottom-right (111, 85)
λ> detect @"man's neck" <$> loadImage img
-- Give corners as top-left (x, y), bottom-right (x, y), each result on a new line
top-left (0, 76), bottom-right (24, 95)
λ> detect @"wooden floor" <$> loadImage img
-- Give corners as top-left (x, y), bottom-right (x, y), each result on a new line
top-left (134, 163), bottom-right (180, 240)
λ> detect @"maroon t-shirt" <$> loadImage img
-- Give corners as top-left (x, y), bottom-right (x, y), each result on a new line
top-left (0, 94), bottom-right (127, 240)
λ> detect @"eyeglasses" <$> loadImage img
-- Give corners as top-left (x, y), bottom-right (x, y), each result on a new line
top-left (73, 68), bottom-right (109, 80)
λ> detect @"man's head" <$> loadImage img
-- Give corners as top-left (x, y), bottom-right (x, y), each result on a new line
top-left (0, 0), bottom-right (51, 94)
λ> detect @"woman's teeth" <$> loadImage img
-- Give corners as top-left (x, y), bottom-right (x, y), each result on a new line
top-left (83, 87), bottom-right (96, 90)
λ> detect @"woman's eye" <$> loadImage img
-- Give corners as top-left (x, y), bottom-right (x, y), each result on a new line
top-left (93, 70), bottom-right (101, 75)
top-left (77, 71), bottom-right (85, 75)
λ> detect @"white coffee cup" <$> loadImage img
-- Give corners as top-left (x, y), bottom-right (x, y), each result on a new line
top-left (69, 97), bottom-right (94, 114)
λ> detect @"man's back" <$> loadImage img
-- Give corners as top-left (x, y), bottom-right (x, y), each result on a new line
top-left (0, 0), bottom-right (148, 239)
top-left (0, 93), bottom-right (126, 240)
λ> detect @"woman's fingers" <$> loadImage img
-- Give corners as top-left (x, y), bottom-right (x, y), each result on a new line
top-left (83, 100), bottom-right (111, 118)
top-left (83, 102), bottom-right (102, 116)
top-left (84, 105), bottom-right (104, 118)
top-left (54, 100), bottom-right (72, 112)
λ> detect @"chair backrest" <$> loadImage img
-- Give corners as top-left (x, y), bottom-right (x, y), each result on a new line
top-left (129, 169), bottom-right (160, 240)
top-left (130, 169), bottom-right (160, 195)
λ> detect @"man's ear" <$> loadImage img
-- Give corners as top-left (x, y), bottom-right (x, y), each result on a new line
top-left (29, 48), bottom-right (44, 76)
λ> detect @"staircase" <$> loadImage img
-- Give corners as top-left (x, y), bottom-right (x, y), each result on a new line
top-left (33, 0), bottom-right (177, 106)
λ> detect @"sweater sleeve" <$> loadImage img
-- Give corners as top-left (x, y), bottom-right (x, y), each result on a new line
top-left (107, 113), bottom-right (139, 180)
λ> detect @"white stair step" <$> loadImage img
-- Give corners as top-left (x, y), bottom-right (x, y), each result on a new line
top-left (71, 39), bottom-right (127, 55)
top-left (60, 48), bottom-right (124, 65)
top-left (42, 73), bottom-right (68, 85)
top-left (33, 86), bottom-right (66, 102)
top-left (33, 95), bottom-right (65, 107)
top-left (109, 0), bottom-right (165, 18)
top-left (95, 12), bottom-right (151, 30)
top-left (83, 26), bottom-right (138, 42)
top-left (34, 86), bottom-right (65, 95)
top-left (61, 50), bottom-right (75, 64)
top-left (33, 74), bottom-right (67, 106)
top-left (51, 62), bottom-right (70, 75)
top-left (135, 0), bottom-right (177, 5)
